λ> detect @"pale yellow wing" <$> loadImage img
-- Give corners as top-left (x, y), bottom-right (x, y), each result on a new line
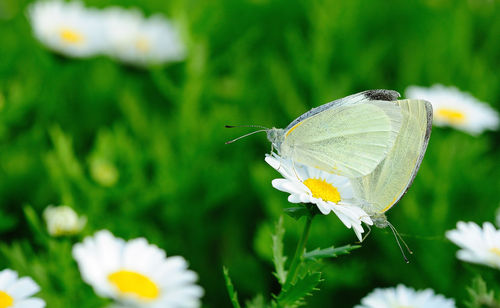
top-left (351, 99), bottom-right (432, 214)
top-left (282, 100), bottom-right (403, 178)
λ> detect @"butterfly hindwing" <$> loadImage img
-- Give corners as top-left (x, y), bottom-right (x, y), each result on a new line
top-left (351, 99), bottom-right (432, 214)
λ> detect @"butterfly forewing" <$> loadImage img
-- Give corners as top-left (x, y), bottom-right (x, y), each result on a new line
top-left (282, 100), bottom-right (403, 178)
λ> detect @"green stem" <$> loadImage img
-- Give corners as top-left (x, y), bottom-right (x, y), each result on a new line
top-left (284, 215), bottom-right (313, 289)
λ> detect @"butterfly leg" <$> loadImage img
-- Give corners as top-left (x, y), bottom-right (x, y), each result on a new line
top-left (356, 223), bottom-right (371, 243)
top-left (292, 159), bottom-right (303, 182)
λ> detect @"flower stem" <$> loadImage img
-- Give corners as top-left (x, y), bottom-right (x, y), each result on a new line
top-left (283, 214), bottom-right (313, 290)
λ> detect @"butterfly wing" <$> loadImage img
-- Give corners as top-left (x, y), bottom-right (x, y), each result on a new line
top-left (351, 99), bottom-right (432, 214)
top-left (285, 90), bottom-right (401, 130)
top-left (282, 99), bottom-right (403, 178)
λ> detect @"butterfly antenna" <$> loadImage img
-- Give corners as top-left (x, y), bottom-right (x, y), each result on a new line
top-left (225, 129), bottom-right (268, 144)
top-left (225, 124), bottom-right (269, 129)
top-left (387, 222), bottom-right (411, 263)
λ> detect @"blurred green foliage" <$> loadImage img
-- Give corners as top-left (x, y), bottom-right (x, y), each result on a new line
top-left (0, 0), bottom-right (499, 306)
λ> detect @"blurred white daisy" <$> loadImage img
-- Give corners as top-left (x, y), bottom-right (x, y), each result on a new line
top-left (265, 153), bottom-right (373, 241)
top-left (446, 221), bottom-right (500, 270)
top-left (405, 84), bottom-right (499, 135)
top-left (28, 0), bottom-right (105, 58)
top-left (355, 284), bottom-right (456, 308)
top-left (73, 230), bottom-right (203, 308)
top-left (102, 7), bottom-right (186, 66)
top-left (43, 205), bottom-right (86, 236)
top-left (0, 269), bottom-right (46, 308)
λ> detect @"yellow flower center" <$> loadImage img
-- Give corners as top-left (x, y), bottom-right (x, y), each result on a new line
top-left (0, 291), bottom-right (14, 308)
top-left (135, 37), bottom-right (150, 53)
top-left (303, 178), bottom-right (341, 203)
top-left (489, 247), bottom-right (500, 257)
top-left (436, 108), bottom-right (466, 124)
top-left (108, 270), bottom-right (160, 300)
top-left (59, 28), bottom-right (84, 44)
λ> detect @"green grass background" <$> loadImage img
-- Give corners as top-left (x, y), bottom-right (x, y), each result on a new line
top-left (0, 0), bottom-right (499, 306)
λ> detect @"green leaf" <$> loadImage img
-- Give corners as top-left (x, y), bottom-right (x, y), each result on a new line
top-left (223, 267), bottom-right (242, 308)
top-left (245, 294), bottom-right (267, 308)
top-left (276, 272), bottom-right (322, 307)
top-left (465, 276), bottom-right (500, 308)
top-left (284, 207), bottom-right (310, 221)
top-left (303, 245), bottom-right (361, 261)
top-left (272, 216), bottom-right (288, 285)
top-left (23, 205), bottom-right (49, 246)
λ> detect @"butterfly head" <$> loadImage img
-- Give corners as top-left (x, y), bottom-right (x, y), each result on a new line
top-left (266, 128), bottom-right (285, 152)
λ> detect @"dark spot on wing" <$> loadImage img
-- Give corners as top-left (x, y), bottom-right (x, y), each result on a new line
top-left (363, 90), bottom-right (400, 101)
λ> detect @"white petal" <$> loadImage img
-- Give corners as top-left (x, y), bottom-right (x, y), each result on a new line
top-left (5, 277), bottom-right (40, 300)
top-left (14, 298), bottom-right (46, 308)
top-left (0, 269), bottom-right (18, 289)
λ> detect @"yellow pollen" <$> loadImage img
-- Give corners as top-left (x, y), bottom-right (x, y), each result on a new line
top-left (436, 108), bottom-right (466, 124)
top-left (0, 291), bottom-right (14, 308)
top-left (59, 28), bottom-right (84, 44)
top-left (303, 178), bottom-right (341, 203)
top-left (489, 247), bottom-right (500, 257)
top-left (108, 270), bottom-right (160, 300)
top-left (135, 37), bottom-right (150, 53)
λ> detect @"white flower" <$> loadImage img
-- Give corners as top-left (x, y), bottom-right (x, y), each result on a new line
top-left (446, 221), bottom-right (500, 269)
top-left (405, 84), bottom-right (499, 135)
top-left (0, 269), bottom-right (46, 308)
top-left (101, 7), bottom-right (186, 66)
top-left (28, 0), bottom-right (105, 58)
top-left (355, 284), bottom-right (456, 308)
top-left (72, 230), bottom-right (203, 308)
top-left (265, 153), bottom-right (372, 241)
top-left (43, 205), bottom-right (86, 236)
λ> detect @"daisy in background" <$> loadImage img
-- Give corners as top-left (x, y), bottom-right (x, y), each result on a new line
top-left (28, 0), bottom-right (105, 58)
top-left (265, 153), bottom-right (373, 241)
top-left (355, 284), bottom-right (456, 308)
top-left (101, 7), bottom-right (186, 66)
top-left (43, 205), bottom-right (86, 237)
top-left (405, 84), bottom-right (499, 135)
top-left (0, 269), bottom-right (46, 308)
top-left (73, 230), bottom-right (203, 308)
top-left (446, 221), bottom-right (500, 270)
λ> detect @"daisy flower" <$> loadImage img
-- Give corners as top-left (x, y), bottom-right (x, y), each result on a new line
top-left (405, 84), bottom-right (499, 135)
top-left (72, 230), bottom-right (203, 308)
top-left (0, 269), bottom-right (46, 308)
top-left (28, 0), bottom-right (105, 58)
top-left (265, 153), bottom-right (372, 241)
top-left (355, 284), bottom-right (456, 308)
top-left (43, 205), bottom-right (86, 236)
top-left (446, 221), bottom-right (500, 270)
top-left (101, 7), bottom-right (186, 66)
